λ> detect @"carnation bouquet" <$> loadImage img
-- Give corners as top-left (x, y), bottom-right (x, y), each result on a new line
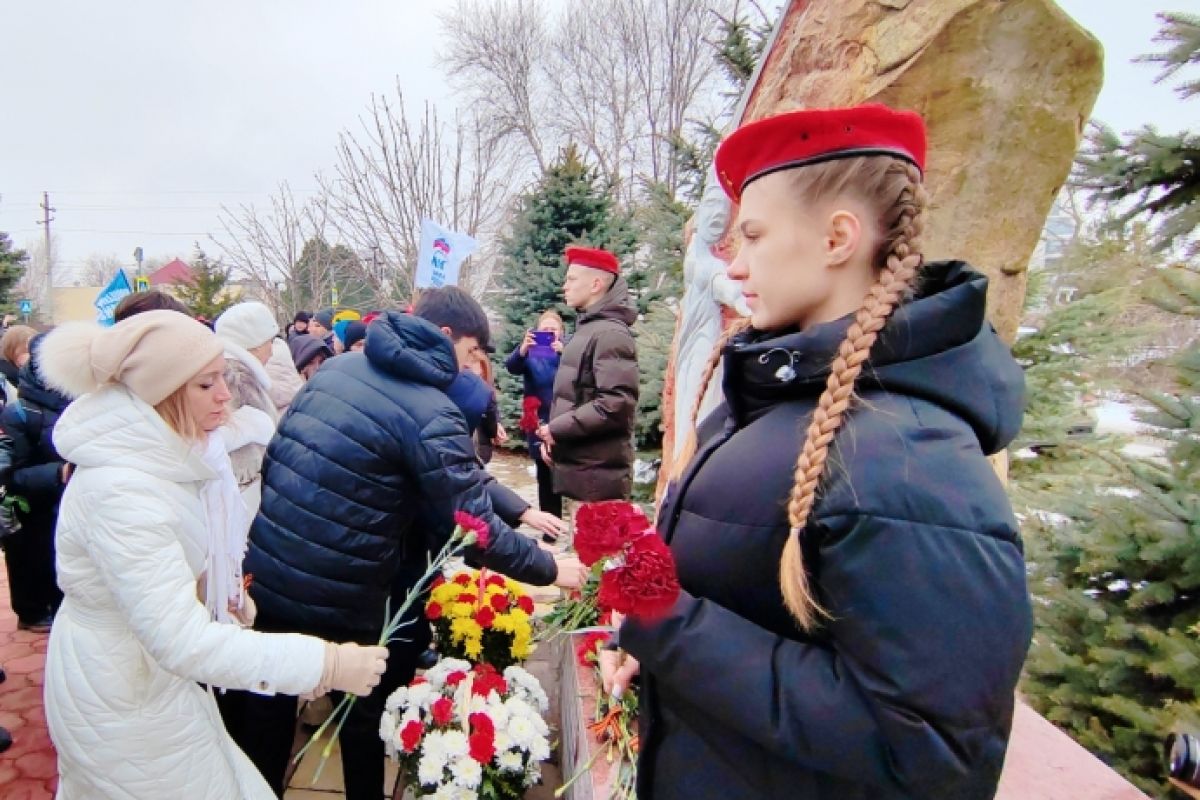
top-left (539, 501), bottom-right (681, 641)
top-left (381, 658), bottom-right (552, 800)
top-left (427, 569), bottom-right (537, 670)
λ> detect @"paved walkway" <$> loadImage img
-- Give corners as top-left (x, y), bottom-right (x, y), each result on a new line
top-left (0, 451), bottom-right (556, 800)
top-left (0, 564), bottom-right (56, 799)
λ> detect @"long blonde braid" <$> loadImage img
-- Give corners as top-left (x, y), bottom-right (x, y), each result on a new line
top-left (668, 317), bottom-right (754, 482)
top-left (781, 160), bottom-right (928, 630)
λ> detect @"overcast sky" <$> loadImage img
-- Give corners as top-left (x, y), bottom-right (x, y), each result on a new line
top-left (0, 0), bottom-right (1192, 279)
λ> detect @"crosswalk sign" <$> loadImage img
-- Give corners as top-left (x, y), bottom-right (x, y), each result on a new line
top-left (134, 275), bottom-right (150, 292)
top-left (18, 299), bottom-right (32, 316)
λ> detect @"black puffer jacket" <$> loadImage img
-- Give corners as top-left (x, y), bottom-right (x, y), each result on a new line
top-left (621, 262), bottom-right (1032, 800)
top-left (0, 345), bottom-right (72, 526)
top-left (245, 312), bottom-right (556, 636)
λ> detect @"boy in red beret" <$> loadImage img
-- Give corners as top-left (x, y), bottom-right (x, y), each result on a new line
top-left (536, 245), bottom-right (639, 508)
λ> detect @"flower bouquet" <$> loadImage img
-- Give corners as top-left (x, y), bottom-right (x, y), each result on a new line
top-left (539, 501), bottom-right (681, 642)
top-left (295, 512), bottom-right (491, 783)
top-left (427, 569), bottom-right (537, 670)
top-left (380, 658), bottom-right (552, 800)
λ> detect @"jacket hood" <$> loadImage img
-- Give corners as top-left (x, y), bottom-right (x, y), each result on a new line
top-left (52, 385), bottom-right (215, 482)
top-left (724, 261), bottom-right (1025, 455)
top-left (288, 334), bottom-right (333, 371)
top-left (18, 334), bottom-right (71, 413)
top-left (580, 276), bottom-right (638, 327)
top-left (445, 370), bottom-right (492, 435)
top-left (363, 311), bottom-right (458, 389)
top-left (223, 342), bottom-right (272, 392)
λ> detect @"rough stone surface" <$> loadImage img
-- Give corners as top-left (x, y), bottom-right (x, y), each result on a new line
top-left (741, 0), bottom-right (1103, 342)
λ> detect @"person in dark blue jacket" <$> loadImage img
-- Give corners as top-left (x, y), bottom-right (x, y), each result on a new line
top-left (235, 287), bottom-right (585, 800)
top-left (0, 334), bottom-right (70, 632)
top-left (604, 106), bottom-right (1032, 799)
top-left (505, 309), bottom-right (565, 518)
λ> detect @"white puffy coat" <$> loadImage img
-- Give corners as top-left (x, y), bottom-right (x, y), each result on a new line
top-left (45, 385), bottom-right (325, 799)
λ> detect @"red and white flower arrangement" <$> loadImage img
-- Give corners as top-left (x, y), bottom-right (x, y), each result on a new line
top-left (380, 658), bottom-right (552, 800)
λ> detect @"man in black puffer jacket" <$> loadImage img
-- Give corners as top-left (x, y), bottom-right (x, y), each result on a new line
top-left (0, 334), bottom-right (70, 632)
top-left (236, 288), bottom-right (583, 800)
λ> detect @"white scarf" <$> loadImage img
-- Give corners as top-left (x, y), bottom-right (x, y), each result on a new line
top-left (198, 431), bottom-right (250, 624)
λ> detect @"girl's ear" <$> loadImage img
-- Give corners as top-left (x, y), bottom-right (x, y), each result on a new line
top-left (825, 209), bottom-right (863, 268)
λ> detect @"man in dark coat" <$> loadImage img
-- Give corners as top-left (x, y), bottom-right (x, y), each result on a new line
top-left (537, 246), bottom-right (638, 502)
top-left (236, 287), bottom-right (583, 800)
top-left (0, 334), bottom-right (70, 631)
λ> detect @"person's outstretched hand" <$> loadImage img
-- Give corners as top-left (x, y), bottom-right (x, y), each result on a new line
top-left (553, 555), bottom-right (587, 591)
top-left (320, 643), bottom-right (389, 697)
top-left (520, 508), bottom-right (568, 539)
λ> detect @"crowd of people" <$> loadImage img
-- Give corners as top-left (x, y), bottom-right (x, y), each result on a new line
top-left (0, 104), bottom-right (1036, 800)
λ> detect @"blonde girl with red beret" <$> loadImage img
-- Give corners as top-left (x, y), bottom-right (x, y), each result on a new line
top-left (606, 106), bottom-right (1032, 799)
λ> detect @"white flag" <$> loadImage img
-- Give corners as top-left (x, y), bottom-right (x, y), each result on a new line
top-left (414, 219), bottom-right (478, 289)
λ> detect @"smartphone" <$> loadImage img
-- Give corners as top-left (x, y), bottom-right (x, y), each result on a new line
top-left (532, 331), bottom-right (555, 347)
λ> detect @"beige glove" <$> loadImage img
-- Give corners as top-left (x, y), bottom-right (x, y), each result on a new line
top-left (319, 642), bottom-right (389, 697)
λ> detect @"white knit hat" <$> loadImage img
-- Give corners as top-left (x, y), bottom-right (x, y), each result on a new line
top-left (215, 302), bottom-right (280, 351)
top-left (39, 310), bottom-right (225, 406)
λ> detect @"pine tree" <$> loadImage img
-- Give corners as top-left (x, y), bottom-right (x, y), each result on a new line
top-left (1017, 17), bottom-right (1200, 792)
top-left (1075, 12), bottom-right (1200, 256)
top-left (286, 237), bottom-right (373, 314)
top-left (1020, 264), bottom-right (1200, 796)
top-left (0, 233), bottom-right (28, 315)
top-left (493, 145), bottom-right (635, 430)
top-left (174, 245), bottom-right (236, 320)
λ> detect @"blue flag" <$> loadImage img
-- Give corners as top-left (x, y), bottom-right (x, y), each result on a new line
top-left (94, 271), bottom-right (133, 326)
top-left (414, 219), bottom-right (477, 289)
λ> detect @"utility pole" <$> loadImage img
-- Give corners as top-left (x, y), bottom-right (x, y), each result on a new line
top-left (38, 191), bottom-right (55, 322)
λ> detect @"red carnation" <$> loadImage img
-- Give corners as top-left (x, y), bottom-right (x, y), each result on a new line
top-left (426, 602), bottom-right (443, 621)
top-left (431, 574), bottom-right (447, 589)
top-left (574, 501), bottom-right (648, 567)
top-left (518, 396), bottom-right (541, 435)
top-left (469, 711), bottom-right (495, 738)
top-left (411, 676), bottom-right (427, 686)
top-left (487, 574), bottom-right (506, 587)
top-left (457, 592), bottom-right (477, 604)
top-left (454, 511), bottom-right (490, 549)
top-left (517, 595), bottom-right (535, 615)
top-left (471, 666), bottom-right (508, 698)
top-left (454, 573), bottom-right (472, 586)
top-left (445, 670), bottom-right (468, 687)
top-left (576, 631), bottom-right (611, 668)
top-left (597, 531), bottom-right (681, 620)
top-left (431, 697), bottom-right (455, 726)
top-left (399, 720), bottom-right (424, 753)
top-left (469, 730), bottom-right (496, 764)
top-left (475, 606), bottom-right (496, 628)
top-left (489, 593), bottom-right (510, 612)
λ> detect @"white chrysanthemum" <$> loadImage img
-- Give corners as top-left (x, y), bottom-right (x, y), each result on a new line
top-left (503, 665), bottom-right (548, 709)
top-left (379, 714), bottom-right (396, 748)
top-left (406, 683), bottom-right (436, 710)
top-left (494, 731), bottom-right (514, 753)
top-left (507, 715), bottom-right (537, 750)
top-left (450, 756), bottom-right (483, 790)
top-left (524, 759), bottom-right (544, 787)
top-left (488, 702), bottom-right (510, 729)
top-left (418, 752), bottom-right (447, 787)
top-left (498, 750), bottom-right (525, 773)
top-left (467, 694), bottom-right (490, 714)
top-left (385, 686), bottom-right (408, 713)
top-left (529, 735), bottom-right (551, 763)
top-left (440, 730), bottom-right (469, 760)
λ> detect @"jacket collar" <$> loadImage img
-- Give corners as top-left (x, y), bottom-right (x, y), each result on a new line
top-left (578, 276), bottom-right (638, 327)
top-left (53, 385), bottom-right (215, 482)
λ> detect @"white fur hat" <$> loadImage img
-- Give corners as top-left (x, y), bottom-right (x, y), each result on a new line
top-left (40, 310), bottom-right (224, 406)
top-left (215, 302), bottom-right (280, 351)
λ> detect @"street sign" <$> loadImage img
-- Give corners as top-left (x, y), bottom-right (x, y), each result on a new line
top-left (134, 275), bottom-right (150, 292)
top-left (18, 299), bottom-right (32, 317)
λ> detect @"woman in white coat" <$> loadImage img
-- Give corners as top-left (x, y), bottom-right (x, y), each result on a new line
top-left (39, 310), bottom-right (388, 800)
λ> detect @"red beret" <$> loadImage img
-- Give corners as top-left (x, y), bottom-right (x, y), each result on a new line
top-left (715, 105), bottom-right (927, 203)
top-left (564, 246), bottom-right (620, 275)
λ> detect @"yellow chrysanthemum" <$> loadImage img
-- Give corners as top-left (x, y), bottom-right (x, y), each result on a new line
top-left (450, 616), bottom-right (483, 644)
top-left (465, 638), bottom-right (483, 659)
